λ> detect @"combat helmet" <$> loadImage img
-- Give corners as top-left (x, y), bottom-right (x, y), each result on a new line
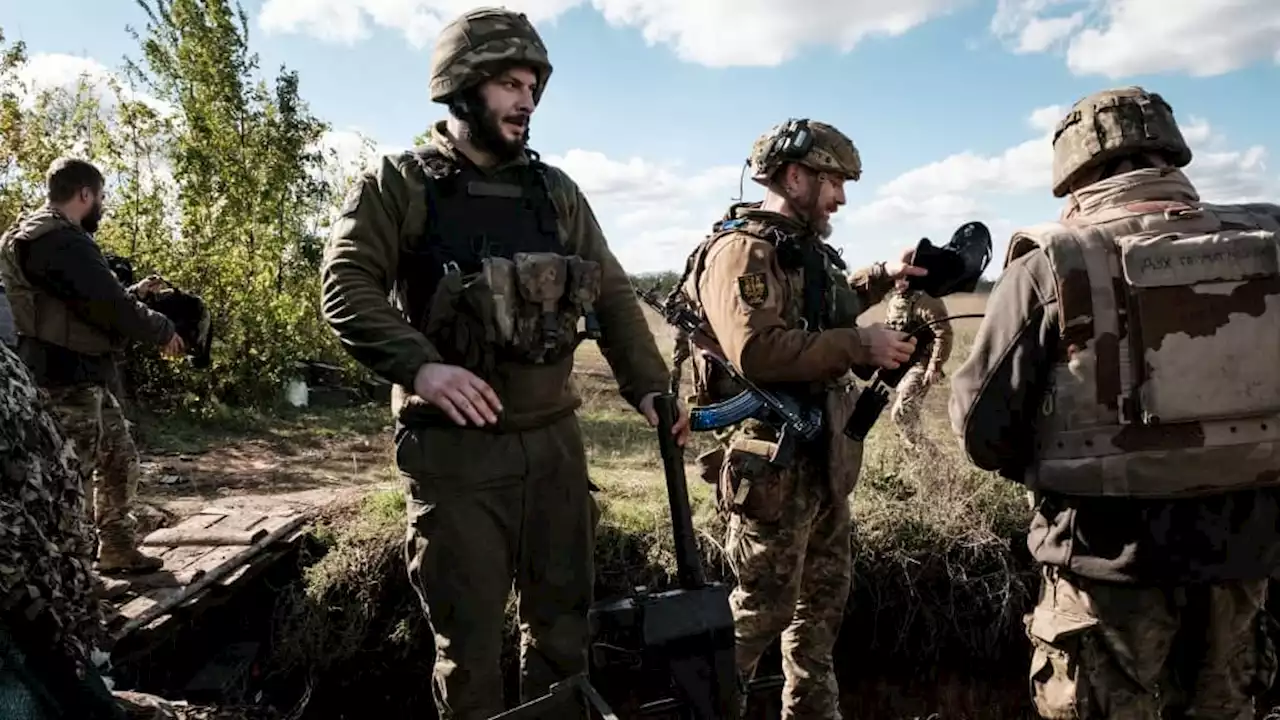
top-left (429, 7), bottom-right (553, 105)
top-left (1050, 86), bottom-right (1192, 197)
top-left (748, 119), bottom-right (862, 184)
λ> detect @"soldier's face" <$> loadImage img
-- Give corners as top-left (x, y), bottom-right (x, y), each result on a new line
top-left (784, 166), bottom-right (846, 238)
top-left (477, 66), bottom-right (537, 151)
top-left (76, 186), bottom-right (105, 234)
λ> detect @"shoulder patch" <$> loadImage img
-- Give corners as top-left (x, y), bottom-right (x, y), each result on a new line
top-left (737, 272), bottom-right (769, 308)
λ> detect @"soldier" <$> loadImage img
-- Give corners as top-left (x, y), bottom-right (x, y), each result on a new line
top-left (671, 118), bottom-right (922, 718)
top-left (883, 282), bottom-right (952, 451)
top-left (949, 86), bottom-right (1280, 718)
top-left (0, 157), bottom-right (183, 575)
top-left (318, 7), bottom-right (688, 719)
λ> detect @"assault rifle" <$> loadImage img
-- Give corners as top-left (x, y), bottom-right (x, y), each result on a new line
top-left (635, 288), bottom-right (822, 468)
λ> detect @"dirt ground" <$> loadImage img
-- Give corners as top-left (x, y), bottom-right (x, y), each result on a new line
top-left (129, 403), bottom-right (398, 533)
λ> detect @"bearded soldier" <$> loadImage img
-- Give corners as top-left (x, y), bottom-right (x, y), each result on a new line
top-left (950, 86), bottom-right (1280, 717)
top-left (671, 118), bottom-right (923, 718)
top-left (319, 7), bottom-right (688, 719)
top-left (883, 283), bottom-right (952, 450)
top-left (0, 157), bottom-right (183, 575)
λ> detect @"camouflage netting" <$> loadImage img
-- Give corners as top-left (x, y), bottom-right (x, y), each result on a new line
top-left (0, 343), bottom-right (104, 672)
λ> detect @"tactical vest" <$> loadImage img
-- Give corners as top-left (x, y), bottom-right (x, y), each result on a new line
top-left (0, 206), bottom-right (117, 356)
top-left (398, 147), bottom-right (602, 376)
top-left (1007, 199), bottom-right (1280, 499)
top-left (674, 209), bottom-right (859, 407)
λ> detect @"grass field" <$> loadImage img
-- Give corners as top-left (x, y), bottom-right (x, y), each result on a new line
top-left (220, 290), bottom-right (1051, 718)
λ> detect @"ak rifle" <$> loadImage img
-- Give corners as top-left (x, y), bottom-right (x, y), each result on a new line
top-left (634, 288), bottom-right (821, 468)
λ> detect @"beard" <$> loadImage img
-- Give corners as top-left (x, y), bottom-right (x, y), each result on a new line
top-left (81, 201), bottom-right (103, 234)
top-left (468, 106), bottom-right (530, 163)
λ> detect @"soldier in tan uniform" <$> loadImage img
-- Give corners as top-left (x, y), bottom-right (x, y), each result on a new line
top-left (883, 283), bottom-right (951, 450)
top-left (0, 158), bottom-right (183, 575)
top-left (949, 86), bottom-right (1280, 718)
top-left (671, 118), bottom-right (923, 719)
top-left (319, 8), bottom-right (687, 719)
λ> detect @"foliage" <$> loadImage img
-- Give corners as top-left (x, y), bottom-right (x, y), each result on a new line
top-left (0, 6), bottom-right (382, 410)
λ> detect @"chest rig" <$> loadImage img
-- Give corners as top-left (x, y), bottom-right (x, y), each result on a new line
top-left (399, 146), bottom-right (564, 327)
top-left (672, 206), bottom-right (853, 407)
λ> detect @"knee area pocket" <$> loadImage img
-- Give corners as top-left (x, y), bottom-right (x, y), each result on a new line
top-left (1025, 606), bottom-right (1100, 719)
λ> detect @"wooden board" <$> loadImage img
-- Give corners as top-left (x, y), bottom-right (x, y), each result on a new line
top-left (104, 508), bottom-right (309, 644)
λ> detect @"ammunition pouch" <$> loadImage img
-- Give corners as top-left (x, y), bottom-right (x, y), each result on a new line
top-left (494, 251), bottom-right (602, 364)
top-left (427, 252), bottom-right (604, 372)
top-left (423, 264), bottom-right (500, 379)
top-left (718, 436), bottom-right (794, 523)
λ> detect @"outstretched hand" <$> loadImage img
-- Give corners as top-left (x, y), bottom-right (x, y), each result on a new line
top-left (884, 246), bottom-right (928, 282)
top-left (638, 392), bottom-right (691, 447)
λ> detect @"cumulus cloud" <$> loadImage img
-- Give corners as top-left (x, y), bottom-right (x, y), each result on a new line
top-left (257, 0), bottom-right (968, 66)
top-left (991, 0), bottom-right (1280, 77)
top-left (832, 103), bottom-right (1278, 270)
top-left (541, 149), bottom-right (743, 272)
top-left (14, 53), bottom-right (173, 116)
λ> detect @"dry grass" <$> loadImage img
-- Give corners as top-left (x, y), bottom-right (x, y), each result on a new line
top-left (260, 291), bottom-right (1043, 716)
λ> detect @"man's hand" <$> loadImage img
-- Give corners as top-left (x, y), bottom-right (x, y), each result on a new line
top-left (161, 333), bottom-right (185, 358)
top-left (884, 246), bottom-right (928, 282)
top-left (638, 392), bottom-right (691, 447)
top-left (129, 274), bottom-right (168, 299)
top-left (860, 324), bottom-right (917, 369)
top-left (413, 362), bottom-right (503, 426)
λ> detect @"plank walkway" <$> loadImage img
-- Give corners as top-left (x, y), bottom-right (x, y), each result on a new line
top-left (99, 506), bottom-right (310, 653)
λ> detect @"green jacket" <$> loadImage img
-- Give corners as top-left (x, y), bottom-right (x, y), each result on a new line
top-left (320, 121), bottom-right (670, 430)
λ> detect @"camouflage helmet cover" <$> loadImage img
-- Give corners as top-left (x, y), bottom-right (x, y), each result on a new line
top-left (429, 7), bottom-right (553, 105)
top-left (748, 119), bottom-right (862, 184)
top-left (1051, 86), bottom-right (1192, 197)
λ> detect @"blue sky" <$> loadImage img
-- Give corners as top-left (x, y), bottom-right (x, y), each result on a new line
top-left (4, 0), bottom-right (1277, 275)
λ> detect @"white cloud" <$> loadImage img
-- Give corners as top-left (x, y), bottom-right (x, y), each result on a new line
top-left (257, 0), bottom-right (969, 66)
top-left (832, 103), bottom-right (1278, 271)
top-left (541, 149), bottom-right (742, 272)
top-left (991, 0), bottom-right (1280, 77)
top-left (257, 0), bottom-right (582, 49)
top-left (14, 53), bottom-right (173, 116)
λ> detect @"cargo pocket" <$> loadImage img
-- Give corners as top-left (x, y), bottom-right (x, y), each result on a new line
top-left (1025, 605), bottom-right (1099, 720)
top-left (719, 438), bottom-right (794, 524)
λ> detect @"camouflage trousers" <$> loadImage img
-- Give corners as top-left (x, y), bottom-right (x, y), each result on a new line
top-left (889, 366), bottom-right (934, 451)
top-left (398, 413), bottom-right (600, 720)
top-left (1025, 565), bottom-right (1277, 719)
top-left (725, 463), bottom-right (852, 720)
top-left (44, 383), bottom-right (144, 563)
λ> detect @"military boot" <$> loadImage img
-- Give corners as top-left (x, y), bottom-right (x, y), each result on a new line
top-left (97, 543), bottom-right (163, 574)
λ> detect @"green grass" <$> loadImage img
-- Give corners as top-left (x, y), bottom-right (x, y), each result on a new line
top-left (134, 401), bottom-right (391, 456)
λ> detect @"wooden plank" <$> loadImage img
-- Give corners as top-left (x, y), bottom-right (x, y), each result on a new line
top-left (142, 526), bottom-right (269, 547)
top-left (113, 513), bottom-right (307, 639)
top-left (117, 587), bottom-right (186, 621)
top-left (226, 513), bottom-right (267, 531)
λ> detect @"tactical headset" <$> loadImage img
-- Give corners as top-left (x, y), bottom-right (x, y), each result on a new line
top-left (766, 118), bottom-right (814, 166)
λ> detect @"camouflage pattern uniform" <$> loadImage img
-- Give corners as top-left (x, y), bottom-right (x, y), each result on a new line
top-left (0, 205), bottom-right (173, 574)
top-left (673, 119), bottom-right (898, 719)
top-left (0, 343), bottom-right (124, 719)
top-left (883, 288), bottom-right (951, 450)
top-left (319, 9), bottom-right (670, 718)
top-left (949, 86), bottom-right (1280, 718)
